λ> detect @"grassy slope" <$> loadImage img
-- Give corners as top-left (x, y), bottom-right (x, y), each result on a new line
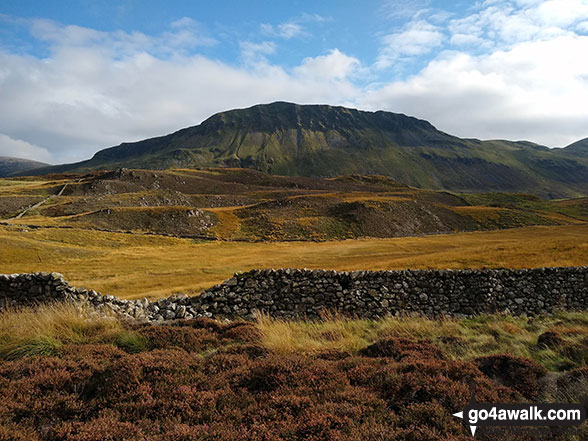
top-left (1, 305), bottom-right (585, 372)
top-left (256, 312), bottom-right (588, 372)
top-left (1, 224), bottom-right (587, 299)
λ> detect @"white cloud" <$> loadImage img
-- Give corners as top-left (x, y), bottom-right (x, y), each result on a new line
top-left (29, 16), bottom-right (217, 57)
top-left (578, 20), bottom-right (588, 32)
top-left (1, 1), bottom-right (588, 165)
top-left (533, 0), bottom-right (588, 27)
top-left (239, 40), bottom-right (276, 65)
top-left (0, 134), bottom-right (53, 163)
top-left (361, 34), bottom-right (588, 146)
top-left (376, 20), bottom-right (444, 68)
top-left (380, 0), bottom-right (432, 19)
top-left (171, 17), bottom-right (196, 29)
top-left (260, 13), bottom-right (326, 40)
top-left (363, 0), bottom-right (588, 146)
top-left (448, 0), bottom-right (588, 48)
top-left (294, 49), bottom-right (361, 80)
top-left (261, 22), bottom-right (305, 39)
top-left (450, 33), bottom-right (490, 47)
top-left (299, 13), bottom-right (327, 23)
top-left (0, 20), bottom-right (362, 162)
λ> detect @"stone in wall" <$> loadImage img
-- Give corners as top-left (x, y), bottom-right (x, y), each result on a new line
top-left (1, 267), bottom-right (587, 321)
top-left (189, 267), bottom-right (588, 320)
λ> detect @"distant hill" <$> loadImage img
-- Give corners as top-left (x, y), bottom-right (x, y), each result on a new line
top-left (0, 157), bottom-right (49, 177)
top-left (558, 138), bottom-right (588, 157)
top-left (26, 102), bottom-right (588, 198)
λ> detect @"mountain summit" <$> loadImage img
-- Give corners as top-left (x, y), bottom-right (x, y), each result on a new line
top-left (28, 102), bottom-right (588, 197)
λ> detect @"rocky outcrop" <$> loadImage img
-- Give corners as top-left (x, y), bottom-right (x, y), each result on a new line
top-left (1, 267), bottom-right (587, 321)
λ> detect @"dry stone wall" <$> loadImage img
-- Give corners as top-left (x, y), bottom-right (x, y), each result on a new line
top-left (0, 272), bottom-right (150, 318)
top-left (1, 267), bottom-right (587, 321)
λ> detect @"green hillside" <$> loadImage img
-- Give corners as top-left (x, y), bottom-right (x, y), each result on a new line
top-left (28, 102), bottom-right (588, 198)
top-left (558, 137), bottom-right (588, 157)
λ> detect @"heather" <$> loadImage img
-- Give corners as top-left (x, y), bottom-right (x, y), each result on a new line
top-left (0, 308), bottom-right (586, 441)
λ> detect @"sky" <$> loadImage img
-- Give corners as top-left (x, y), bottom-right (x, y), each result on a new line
top-left (1, 0), bottom-right (588, 164)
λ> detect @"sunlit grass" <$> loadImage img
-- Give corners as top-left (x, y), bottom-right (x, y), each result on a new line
top-left (0, 303), bottom-right (142, 360)
top-left (256, 311), bottom-right (588, 371)
top-left (0, 302), bottom-right (585, 371)
top-left (1, 223), bottom-right (587, 299)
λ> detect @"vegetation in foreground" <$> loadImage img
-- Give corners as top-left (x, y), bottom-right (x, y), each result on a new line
top-left (0, 305), bottom-right (586, 440)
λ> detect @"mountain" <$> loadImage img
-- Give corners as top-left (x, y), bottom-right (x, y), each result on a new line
top-left (26, 102), bottom-right (588, 198)
top-left (558, 138), bottom-right (588, 157)
top-left (0, 157), bottom-right (49, 177)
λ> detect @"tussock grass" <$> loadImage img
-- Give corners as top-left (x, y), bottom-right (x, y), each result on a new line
top-left (0, 335), bottom-right (62, 360)
top-left (255, 311), bottom-right (377, 354)
top-left (114, 330), bottom-right (148, 353)
top-left (0, 303), bottom-right (141, 360)
top-left (256, 311), bottom-right (588, 371)
top-left (544, 376), bottom-right (588, 404)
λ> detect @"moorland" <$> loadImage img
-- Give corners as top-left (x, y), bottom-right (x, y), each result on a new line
top-left (1, 168), bottom-right (587, 298)
top-left (0, 102), bottom-right (587, 440)
top-left (0, 304), bottom-right (586, 441)
top-left (1, 170), bottom-right (586, 441)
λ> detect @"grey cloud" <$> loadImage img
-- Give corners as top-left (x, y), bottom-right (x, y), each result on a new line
top-left (0, 134), bottom-right (53, 163)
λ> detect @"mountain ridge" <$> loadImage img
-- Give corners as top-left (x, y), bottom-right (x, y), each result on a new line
top-left (21, 102), bottom-right (588, 198)
top-left (0, 156), bottom-right (50, 177)
top-left (559, 137), bottom-right (588, 156)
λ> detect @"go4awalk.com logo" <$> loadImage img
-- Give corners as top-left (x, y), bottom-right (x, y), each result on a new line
top-left (452, 383), bottom-right (586, 437)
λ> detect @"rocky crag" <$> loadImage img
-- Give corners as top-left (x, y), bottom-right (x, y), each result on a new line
top-left (1, 268), bottom-right (587, 320)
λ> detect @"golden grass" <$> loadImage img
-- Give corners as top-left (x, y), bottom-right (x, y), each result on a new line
top-left (0, 179), bottom-right (66, 196)
top-left (0, 303), bottom-right (127, 359)
top-left (255, 311), bottom-right (588, 371)
top-left (279, 191), bottom-right (413, 203)
top-left (8, 205), bottom-right (198, 228)
top-left (207, 207), bottom-right (246, 239)
top-left (339, 193), bottom-right (411, 203)
top-left (255, 311), bottom-right (378, 354)
top-left (0, 303), bottom-right (584, 370)
top-left (1, 223), bottom-right (587, 299)
top-left (536, 211), bottom-right (586, 224)
top-left (0, 180), bottom-right (47, 190)
top-left (0, 303), bottom-right (123, 343)
top-left (254, 311), bottom-right (466, 355)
